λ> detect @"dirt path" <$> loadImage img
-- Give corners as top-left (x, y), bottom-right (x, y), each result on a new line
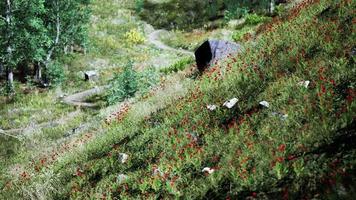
top-left (148, 30), bottom-right (194, 56)
top-left (62, 85), bottom-right (108, 107)
top-left (61, 29), bottom-right (194, 108)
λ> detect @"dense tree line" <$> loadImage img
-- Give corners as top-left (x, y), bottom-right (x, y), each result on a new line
top-left (139, 0), bottom-right (283, 31)
top-left (0, 0), bottom-right (91, 93)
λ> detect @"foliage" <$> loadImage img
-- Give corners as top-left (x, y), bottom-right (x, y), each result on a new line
top-left (106, 61), bottom-right (138, 105)
top-left (224, 6), bottom-right (248, 21)
top-left (0, 0), bottom-right (91, 93)
top-left (135, 0), bottom-right (144, 13)
top-left (44, 61), bottom-right (66, 87)
top-left (232, 26), bottom-right (253, 42)
top-left (244, 13), bottom-right (271, 25)
top-left (160, 57), bottom-right (194, 74)
top-left (138, 67), bottom-right (160, 95)
top-left (2, 0), bottom-right (356, 199)
top-left (124, 29), bottom-right (145, 45)
top-left (139, 0), bottom-right (275, 31)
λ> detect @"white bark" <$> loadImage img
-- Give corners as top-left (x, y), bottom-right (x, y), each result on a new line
top-left (35, 62), bottom-right (42, 80)
top-left (270, 0), bottom-right (275, 14)
top-left (44, 0), bottom-right (61, 69)
top-left (5, 0), bottom-right (14, 89)
top-left (8, 69), bottom-right (13, 85)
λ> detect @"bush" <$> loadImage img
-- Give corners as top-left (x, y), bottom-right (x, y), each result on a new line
top-left (106, 61), bottom-right (138, 105)
top-left (159, 57), bottom-right (194, 75)
top-left (135, 0), bottom-right (144, 13)
top-left (45, 61), bottom-right (66, 87)
top-left (232, 26), bottom-right (253, 42)
top-left (124, 29), bottom-right (145, 45)
top-left (224, 7), bottom-right (249, 21)
top-left (138, 67), bottom-right (160, 95)
top-left (245, 13), bottom-right (271, 25)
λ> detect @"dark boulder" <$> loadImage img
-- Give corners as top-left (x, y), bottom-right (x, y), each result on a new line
top-left (194, 40), bottom-right (241, 72)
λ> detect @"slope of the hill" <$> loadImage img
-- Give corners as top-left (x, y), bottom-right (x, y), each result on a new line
top-left (2, 0), bottom-right (355, 199)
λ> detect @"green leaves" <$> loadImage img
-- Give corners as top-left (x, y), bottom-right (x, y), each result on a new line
top-left (106, 61), bottom-right (138, 105)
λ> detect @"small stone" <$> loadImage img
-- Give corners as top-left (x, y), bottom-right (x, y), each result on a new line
top-left (117, 174), bottom-right (128, 183)
top-left (84, 70), bottom-right (99, 81)
top-left (207, 104), bottom-right (217, 111)
top-left (223, 98), bottom-right (238, 109)
top-left (259, 101), bottom-right (270, 108)
top-left (202, 167), bottom-right (215, 174)
top-left (298, 80), bottom-right (310, 88)
top-left (118, 153), bottom-right (129, 163)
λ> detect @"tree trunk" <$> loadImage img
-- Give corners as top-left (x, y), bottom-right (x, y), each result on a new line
top-left (0, 63), bottom-right (3, 76)
top-left (270, 0), bottom-right (275, 14)
top-left (7, 68), bottom-right (13, 89)
top-left (35, 63), bottom-right (42, 80)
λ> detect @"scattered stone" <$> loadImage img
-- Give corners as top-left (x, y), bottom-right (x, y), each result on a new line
top-left (202, 167), bottom-right (215, 174)
top-left (207, 104), bottom-right (217, 111)
top-left (298, 80), bottom-right (310, 88)
top-left (259, 101), bottom-right (270, 108)
top-left (84, 70), bottom-right (99, 81)
top-left (118, 153), bottom-right (129, 164)
top-left (223, 98), bottom-right (238, 109)
top-left (117, 174), bottom-right (128, 183)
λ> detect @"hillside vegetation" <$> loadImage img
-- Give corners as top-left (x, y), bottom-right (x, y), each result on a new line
top-left (1, 0), bottom-right (355, 199)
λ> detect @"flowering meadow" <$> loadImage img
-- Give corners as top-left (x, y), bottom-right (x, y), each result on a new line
top-left (1, 0), bottom-right (355, 199)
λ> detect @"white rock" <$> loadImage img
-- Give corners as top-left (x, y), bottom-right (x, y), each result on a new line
top-left (298, 80), bottom-right (310, 88)
top-left (207, 104), bottom-right (217, 111)
top-left (223, 98), bottom-right (238, 109)
top-left (202, 167), bottom-right (215, 174)
top-left (118, 153), bottom-right (129, 163)
top-left (117, 174), bottom-right (128, 183)
top-left (259, 101), bottom-right (270, 108)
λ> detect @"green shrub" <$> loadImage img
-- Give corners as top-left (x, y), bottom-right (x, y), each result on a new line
top-left (135, 0), bottom-right (144, 13)
top-left (45, 61), bottom-right (66, 87)
top-left (224, 7), bottom-right (248, 21)
top-left (159, 57), bottom-right (194, 75)
top-left (138, 67), bottom-right (160, 95)
top-left (106, 61), bottom-right (138, 105)
top-left (245, 13), bottom-right (271, 25)
top-left (232, 26), bottom-right (253, 42)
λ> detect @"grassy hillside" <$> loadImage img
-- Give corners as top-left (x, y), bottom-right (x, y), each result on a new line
top-left (1, 0), bottom-right (355, 199)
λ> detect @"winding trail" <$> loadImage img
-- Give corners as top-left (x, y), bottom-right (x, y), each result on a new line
top-left (61, 29), bottom-right (194, 108)
top-left (148, 30), bottom-right (194, 56)
top-left (62, 85), bottom-right (108, 107)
